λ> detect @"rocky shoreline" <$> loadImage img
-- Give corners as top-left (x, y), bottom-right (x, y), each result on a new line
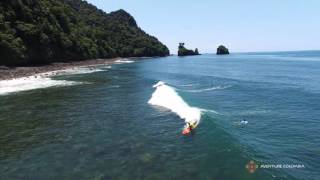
top-left (0, 58), bottom-right (122, 81)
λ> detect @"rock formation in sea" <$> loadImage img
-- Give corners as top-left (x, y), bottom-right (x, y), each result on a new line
top-left (178, 43), bottom-right (200, 56)
top-left (216, 45), bottom-right (230, 55)
top-left (0, 0), bottom-right (169, 66)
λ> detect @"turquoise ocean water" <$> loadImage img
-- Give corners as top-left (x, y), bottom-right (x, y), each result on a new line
top-left (0, 51), bottom-right (319, 179)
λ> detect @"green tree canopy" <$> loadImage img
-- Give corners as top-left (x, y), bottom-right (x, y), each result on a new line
top-left (0, 0), bottom-right (169, 66)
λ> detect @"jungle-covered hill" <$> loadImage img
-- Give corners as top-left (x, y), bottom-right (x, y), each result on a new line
top-left (0, 0), bottom-right (169, 66)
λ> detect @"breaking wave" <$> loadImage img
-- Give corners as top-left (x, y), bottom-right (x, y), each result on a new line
top-left (52, 67), bottom-right (105, 76)
top-left (115, 59), bottom-right (135, 64)
top-left (0, 66), bottom-right (105, 96)
top-left (0, 76), bottom-right (80, 95)
top-left (148, 81), bottom-right (201, 125)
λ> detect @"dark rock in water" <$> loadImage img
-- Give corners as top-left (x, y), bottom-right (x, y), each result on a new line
top-left (178, 43), bottom-right (200, 56)
top-left (195, 48), bottom-right (199, 55)
top-left (217, 45), bottom-right (230, 55)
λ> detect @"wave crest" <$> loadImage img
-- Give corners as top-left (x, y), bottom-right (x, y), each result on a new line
top-left (148, 81), bottom-right (201, 125)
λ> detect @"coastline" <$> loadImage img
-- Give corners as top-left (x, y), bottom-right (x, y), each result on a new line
top-left (0, 58), bottom-right (122, 81)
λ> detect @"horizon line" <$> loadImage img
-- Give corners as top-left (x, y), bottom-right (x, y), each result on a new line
top-left (170, 49), bottom-right (320, 55)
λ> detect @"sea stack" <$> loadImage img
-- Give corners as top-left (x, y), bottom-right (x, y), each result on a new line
top-left (217, 45), bottom-right (230, 55)
top-left (178, 43), bottom-right (200, 56)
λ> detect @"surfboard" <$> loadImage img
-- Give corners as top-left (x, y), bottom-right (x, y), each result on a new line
top-left (182, 120), bottom-right (199, 135)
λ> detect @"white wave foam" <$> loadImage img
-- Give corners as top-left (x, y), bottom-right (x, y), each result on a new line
top-left (175, 83), bottom-right (197, 87)
top-left (148, 81), bottom-right (201, 125)
top-left (52, 67), bottom-right (104, 76)
top-left (178, 85), bottom-right (231, 93)
top-left (105, 66), bottom-right (112, 69)
top-left (115, 59), bottom-right (135, 64)
top-left (0, 76), bottom-right (80, 95)
top-left (0, 66), bottom-right (107, 96)
top-left (199, 108), bottom-right (221, 115)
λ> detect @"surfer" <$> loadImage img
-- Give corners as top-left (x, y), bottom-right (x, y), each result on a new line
top-left (187, 122), bottom-right (193, 130)
top-left (240, 119), bottom-right (248, 125)
top-left (182, 123), bottom-right (192, 135)
top-left (188, 122), bottom-right (197, 130)
top-left (182, 121), bottom-right (197, 135)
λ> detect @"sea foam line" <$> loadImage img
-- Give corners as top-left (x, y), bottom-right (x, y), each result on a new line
top-left (0, 76), bottom-right (81, 95)
top-left (54, 67), bottom-right (104, 76)
top-left (199, 108), bottom-right (221, 115)
top-left (0, 66), bottom-right (106, 96)
top-left (176, 85), bottom-right (231, 93)
top-left (174, 83), bottom-right (198, 87)
top-left (115, 59), bottom-right (135, 64)
top-left (148, 81), bottom-right (201, 126)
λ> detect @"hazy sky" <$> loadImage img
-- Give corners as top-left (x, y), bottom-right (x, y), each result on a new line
top-left (86, 0), bottom-right (320, 54)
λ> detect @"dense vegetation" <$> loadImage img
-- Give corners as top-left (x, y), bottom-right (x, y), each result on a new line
top-left (217, 45), bottom-right (229, 55)
top-left (178, 43), bottom-right (200, 56)
top-left (0, 0), bottom-right (169, 66)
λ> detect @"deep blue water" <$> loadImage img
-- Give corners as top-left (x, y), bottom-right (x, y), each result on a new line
top-left (1, 51), bottom-right (320, 179)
